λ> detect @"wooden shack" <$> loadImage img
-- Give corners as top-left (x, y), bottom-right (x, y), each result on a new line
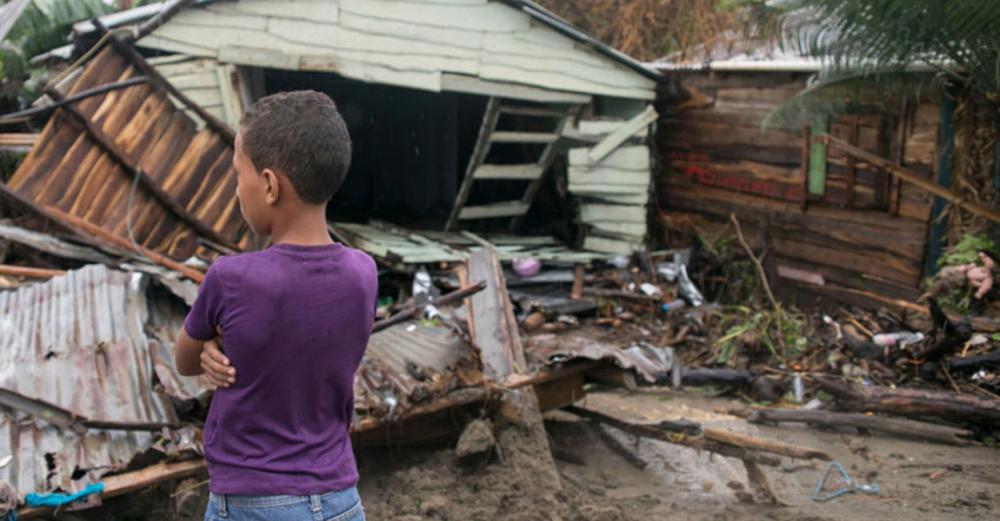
top-left (653, 53), bottom-right (945, 309)
top-left (102, 0), bottom-right (662, 256)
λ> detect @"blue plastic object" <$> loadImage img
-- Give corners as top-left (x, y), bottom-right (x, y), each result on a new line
top-left (25, 482), bottom-right (104, 508)
top-left (813, 462), bottom-right (879, 502)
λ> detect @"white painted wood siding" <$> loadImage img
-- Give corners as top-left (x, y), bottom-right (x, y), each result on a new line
top-left (139, 0), bottom-right (655, 100)
top-left (150, 54), bottom-right (244, 129)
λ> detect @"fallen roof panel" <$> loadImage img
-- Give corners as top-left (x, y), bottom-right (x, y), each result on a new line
top-left (0, 264), bottom-right (205, 493)
top-left (5, 43), bottom-right (246, 260)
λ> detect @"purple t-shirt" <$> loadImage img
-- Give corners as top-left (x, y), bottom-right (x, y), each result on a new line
top-left (184, 242), bottom-right (377, 495)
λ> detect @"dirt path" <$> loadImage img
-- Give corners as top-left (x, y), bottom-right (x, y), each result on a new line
top-left (358, 387), bottom-right (1000, 520)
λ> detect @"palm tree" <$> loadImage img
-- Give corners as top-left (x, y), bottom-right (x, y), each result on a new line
top-left (764, 0), bottom-right (1000, 126)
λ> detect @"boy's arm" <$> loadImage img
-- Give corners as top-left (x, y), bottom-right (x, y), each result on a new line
top-left (179, 262), bottom-right (236, 386)
top-left (175, 332), bottom-right (236, 387)
top-left (175, 330), bottom-right (206, 376)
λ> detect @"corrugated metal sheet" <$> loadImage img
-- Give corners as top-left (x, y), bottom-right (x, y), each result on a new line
top-left (357, 321), bottom-right (482, 419)
top-left (7, 44), bottom-right (246, 260)
top-left (527, 328), bottom-right (672, 383)
top-left (0, 265), bottom-right (205, 493)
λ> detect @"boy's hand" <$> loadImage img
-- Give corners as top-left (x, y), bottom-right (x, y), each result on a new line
top-left (201, 339), bottom-right (236, 388)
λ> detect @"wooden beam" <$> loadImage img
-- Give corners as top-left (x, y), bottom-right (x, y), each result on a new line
top-left (446, 97), bottom-right (499, 230)
top-left (489, 131), bottom-right (558, 143)
top-left (0, 77), bottom-right (148, 124)
top-left (0, 264), bottom-right (65, 279)
top-left (44, 206), bottom-right (206, 283)
top-left (458, 201), bottom-right (530, 219)
top-left (473, 164), bottom-right (544, 180)
top-left (586, 105), bottom-right (657, 164)
top-left (441, 73), bottom-right (591, 104)
top-left (18, 459), bottom-right (207, 519)
top-left (44, 87), bottom-right (240, 252)
top-left (822, 134), bottom-right (1000, 224)
top-left (748, 408), bottom-right (974, 446)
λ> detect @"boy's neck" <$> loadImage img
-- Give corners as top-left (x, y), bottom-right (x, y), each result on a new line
top-left (269, 203), bottom-right (334, 247)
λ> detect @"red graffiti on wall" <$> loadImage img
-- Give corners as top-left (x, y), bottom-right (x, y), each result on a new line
top-left (667, 150), bottom-right (803, 201)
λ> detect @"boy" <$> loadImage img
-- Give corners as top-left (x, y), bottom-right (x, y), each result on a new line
top-left (175, 90), bottom-right (376, 521)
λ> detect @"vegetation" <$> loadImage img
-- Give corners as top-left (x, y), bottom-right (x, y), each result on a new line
top-left (534, 0), bottom-right (771, 62)
top-left (764, 1), bottom-right (1000, 127)
top-left (1, 0), bottom-right (114, 98)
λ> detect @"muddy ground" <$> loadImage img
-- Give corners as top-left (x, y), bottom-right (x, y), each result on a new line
top-left (356, 387), bottom-right (1000, 521)
top-left (79, 386), bottom-right (1000, 520)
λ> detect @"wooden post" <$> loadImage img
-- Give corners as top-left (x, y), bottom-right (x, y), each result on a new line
top-left (465, 248), bottom-right (563, 491)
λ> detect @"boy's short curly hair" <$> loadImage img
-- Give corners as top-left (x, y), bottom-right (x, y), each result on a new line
top-left (239, 90), bottom-right (352, 204)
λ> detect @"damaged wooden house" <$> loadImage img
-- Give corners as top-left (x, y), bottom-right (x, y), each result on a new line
top-left (650, 41), bottom-right (1000, 311)
top-left (69, 0), bottom-right (663, 259)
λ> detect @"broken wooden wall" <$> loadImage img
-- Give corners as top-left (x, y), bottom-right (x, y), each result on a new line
top-left (656, 71), bottom-right (940, 308)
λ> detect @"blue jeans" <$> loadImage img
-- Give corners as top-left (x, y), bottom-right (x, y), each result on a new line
top-left (204, 486), bottom-right (364, 521)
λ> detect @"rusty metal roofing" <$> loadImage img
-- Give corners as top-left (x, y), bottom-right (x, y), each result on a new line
top-left (6, 44), bottom-right (246, 260)
top-left (357, 321), bottom-right (482, 420)
top-left (527, 327), bottom-right (673, 383)
top-left (0, 264), bottom-right (206, 493)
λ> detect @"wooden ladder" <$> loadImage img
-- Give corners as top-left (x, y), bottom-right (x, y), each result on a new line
top-left (445, 97), bottom-right (580, 231)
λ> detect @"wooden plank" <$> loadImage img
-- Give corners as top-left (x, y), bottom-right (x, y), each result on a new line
top-left (581, 192), bottom-right (648, 204)
top-left (583, 235), bottom-right (638, 255)
top-left (569, 146), bottom-right (649, 170)
top-left (588, 221), bottom-right (646, 237)
top-left (162, 71), bottom-right (217, 89)
top-left (489, 131), bottom-right (558, 143)
top-left (824, 134), bottom-right (1000, 224)
top-left (586, 106), bottom-right (657, 164)
top-left (339, 0), bottom-right (529, 32)
top-left (219, 44), bottom-right (301, 69)
top-left (458, 201), bottom-right (530, 219)
top-left (581, 203), bottom-right (646, 223)
top-left (206, 0), bottom-right (340, 23)
top-left (339, 11), bottom-right (482, 50)
top-left (499, 105), bottom-right (567, 118)
top-left (18, 460), bottom-right (207, 520)
top-left (300, 54), bottom-right (444, 92)
top-left (479, 63), bottom-right (654, 100)
top-left (441, 73), bottom-right (591, 103)
top-left (466, 248), bottom-right (524, 377)
top-left (568, 166), bottom-right (650, 185)
top-left (473, 164), bottom-right (544, 180)
top-left (808, 114), bottom-right (828, 195)
top-left (578, 118), bottom-right (650, 138)
top-left (568, 183), bottom-right (647, 195)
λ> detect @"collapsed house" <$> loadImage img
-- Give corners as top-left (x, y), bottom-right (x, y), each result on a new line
top-left (0, 0), bottom-right (677, 514)
top-left (123, 0), bottom-right (662, 255)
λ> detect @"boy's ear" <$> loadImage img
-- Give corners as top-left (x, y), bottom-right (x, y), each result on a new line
top-left (261, 168), bottom-right (280, 206)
